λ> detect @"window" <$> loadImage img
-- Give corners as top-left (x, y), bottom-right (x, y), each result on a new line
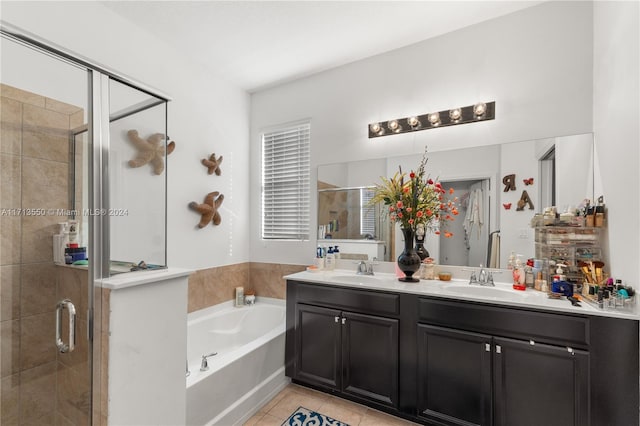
top-left (262, 122), bottom-right (310, 240)
top-left (360, 188), bottom-right (376, 237)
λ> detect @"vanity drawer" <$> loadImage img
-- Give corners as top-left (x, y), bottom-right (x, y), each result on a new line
top-left (293, 281), bottom-right (400, 317)
top-left (418, 298), bottom-right (589, 348)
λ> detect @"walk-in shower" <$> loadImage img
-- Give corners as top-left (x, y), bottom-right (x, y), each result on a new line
top-left (1, 23), bottom-right (170, 425)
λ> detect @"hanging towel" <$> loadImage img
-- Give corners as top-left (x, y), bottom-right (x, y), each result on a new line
top-left (464, 188), bottom-right (484, 241)
top-left (487, 231), bottom-right (501, 268)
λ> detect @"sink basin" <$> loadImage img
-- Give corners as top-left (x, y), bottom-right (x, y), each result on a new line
top-left (444, 284), bottom-right (530, 300)
top-left (332, 274), bottom-right (384, 284)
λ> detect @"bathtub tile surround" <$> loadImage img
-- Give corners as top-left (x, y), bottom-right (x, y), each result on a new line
top-left (246, 384), bottom-right (418, 426)
top-left (188, 262), bottom-right (305, 313)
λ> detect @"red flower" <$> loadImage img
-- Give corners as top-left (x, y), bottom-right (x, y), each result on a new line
top-left (428, 179), bottom-right (434, 185)
top-left (435, 230), bottom-right (441, 235)
top-left (408, 219), bottom-right (414, 225)
top-left (449, 188), bottom-right (454, 194)
top-left (396, 201), bottom-right (403, 208)
top-left (444, 231), bottom-right (453, 238)
top-left (426, 209), bottom-right (432, 216)
top-left (416, 210), bottom-right (424, 218)
top-left (403, 186), bottom-right (410, 193)
top-left (409, 172), bottom-right (415, 179)
top-left (397, 212), bottom-right (403, 218)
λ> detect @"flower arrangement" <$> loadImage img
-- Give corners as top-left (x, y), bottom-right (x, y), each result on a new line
top-left (370, 148), bottom-right (459, 237)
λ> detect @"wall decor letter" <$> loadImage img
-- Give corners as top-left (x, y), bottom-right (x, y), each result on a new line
top-left (503, 174), bottom-right (516, 192)
top-left (189, 191), bottom-right (224, 228)
top-left (127, 129), bottom-right (175, 175)
top-left (202, 153), bottom-right (223, 175)
top-left (516, 190), bottom-right (534, 211)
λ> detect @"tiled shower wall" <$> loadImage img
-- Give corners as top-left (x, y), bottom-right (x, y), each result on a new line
top-left (0, 84), bottom-right (90, 425)
top-left (187, 262), bottom-right (305, 313)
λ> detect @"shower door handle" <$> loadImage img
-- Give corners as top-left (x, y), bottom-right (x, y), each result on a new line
top-left (56, 299), bottom-right (76, 353)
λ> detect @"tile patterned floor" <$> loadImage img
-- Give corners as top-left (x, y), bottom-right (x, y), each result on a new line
top-left (244, 384), bottom-right (419, 426)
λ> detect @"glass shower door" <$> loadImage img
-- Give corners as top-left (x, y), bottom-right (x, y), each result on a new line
top-left (1, 34), bottom-right (94, 425)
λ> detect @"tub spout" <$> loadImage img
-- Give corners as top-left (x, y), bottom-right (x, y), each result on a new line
top-left (200, 352), bottom-right (218, 371)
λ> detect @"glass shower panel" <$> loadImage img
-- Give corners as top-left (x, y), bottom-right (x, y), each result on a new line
top-left (1, 34), bottom-right (92, 425)
top-left (108, 79), bottom-right (167, 274)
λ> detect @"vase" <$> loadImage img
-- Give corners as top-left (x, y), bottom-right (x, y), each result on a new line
top-left (397, 227), bottom-right (421, 282)
top-left (415, 234), bottom-right (430, 261)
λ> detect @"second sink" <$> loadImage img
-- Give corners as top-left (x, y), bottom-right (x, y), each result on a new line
top-left (443, 284), bottom-right (531, 300)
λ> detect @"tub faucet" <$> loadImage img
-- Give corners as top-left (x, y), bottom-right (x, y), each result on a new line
top-left (200, 352), bottom-right (218, 371)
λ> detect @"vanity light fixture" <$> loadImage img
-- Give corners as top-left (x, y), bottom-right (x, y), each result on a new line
top-left (368, 101), bottom-right (495, 138)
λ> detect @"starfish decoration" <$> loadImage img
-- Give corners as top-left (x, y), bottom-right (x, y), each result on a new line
top-left (127, 129), bottom-right (176, 175)
top-left (189, 191), bottom-right (224, 228)
top-left (201, 153), bottom-right (223, 175)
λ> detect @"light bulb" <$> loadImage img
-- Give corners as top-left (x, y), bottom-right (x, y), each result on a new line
top-left (449, 108), bottom-right (462, 121)
top-left (388, 119), bottom-right (401, 132)
top-left (370, 123), bottom-right (381, 133)
top-left (473, 102), bottom-right (487, 117)
top-left (407, 116), bottom-right (420, 127)
top-left (428, 112), bottom-right (440, 126)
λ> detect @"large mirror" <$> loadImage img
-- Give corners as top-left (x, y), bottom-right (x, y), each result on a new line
top-left (317, 133), bottom-right (596, 267)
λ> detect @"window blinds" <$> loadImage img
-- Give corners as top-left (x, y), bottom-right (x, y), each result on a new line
top-left (360, 188), bottom-right (376, 237)
top-left (262, 123), bottom-right (310, 240)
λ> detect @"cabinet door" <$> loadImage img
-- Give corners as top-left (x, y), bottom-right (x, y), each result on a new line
top-left (294, 304), bottom-right (342, 389)
top-left (342, 312), bottom-right (399, 407)
top-left (493, 337), bottom-right (589, 426)
top-left (417, 324), bottom-right (492, 426)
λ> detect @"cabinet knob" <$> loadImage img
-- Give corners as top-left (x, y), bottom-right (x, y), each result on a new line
top-left (485, 343), bottom-right (491, 352)
top-left (567, 347), bottom-right (575, 355)
top-left (496, 345), bottom-right (502, 354)
top-left (341, 317), bottom-right (347, 325)
top-left (529, 340), bottom-right (535, 346)
top-left (334, 316), bottom-right (340, 323)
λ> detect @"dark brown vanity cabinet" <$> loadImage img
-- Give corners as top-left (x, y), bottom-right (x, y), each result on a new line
top-left (417, 325), bottom-right (589, 426)
top-left (286, 280), bottom-right (639, 426)
top-left (288, 283), bottom-right (400, 408)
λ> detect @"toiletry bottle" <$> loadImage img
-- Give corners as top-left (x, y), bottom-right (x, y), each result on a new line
top-left (325, 246), bottom-right (335, 271)
top-left (235, 287), bottom-right (244, 307)
top-left (507, 251), bottom-right (515, 270)
top-left (315, 247), bottom-right (324, 270)
top-left (525, 265), bottom-right (534, 289)
top-left (534, 272), bottom-right (543, 291)
top-left (513, 256), bottom-right (526, 291)
top-left (333, 245), bottom-right (340, 260)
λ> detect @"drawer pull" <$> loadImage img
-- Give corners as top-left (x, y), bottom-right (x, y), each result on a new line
top-left (530, 340), bottom-right (535, 345)
top-left (496, 345), bottom-right (502, 354)
top-left (341, 317), bottom-right (347, 325)
top-left (485, 343), bottom-right (491, 352)
top-left (567, 347), bottom-right (574, 355)
top-left (334, 316), bottom-right (340, 323)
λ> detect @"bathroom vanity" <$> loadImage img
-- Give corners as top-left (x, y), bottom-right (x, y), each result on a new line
top-left (285, 270), bottom-right (639, 426)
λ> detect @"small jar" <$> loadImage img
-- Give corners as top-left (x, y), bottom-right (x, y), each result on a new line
top-left (244, 290), bottom-right (256, 305)
top-left (421, 258), bottom-right (436, 280)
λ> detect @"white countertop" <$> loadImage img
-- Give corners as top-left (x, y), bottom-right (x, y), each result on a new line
top-left (285, 269), bottom-right (639, 321)
top-left (98, 267), bottom-right (192, 290)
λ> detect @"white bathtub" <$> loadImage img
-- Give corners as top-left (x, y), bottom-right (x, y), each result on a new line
top-left (186, 298), bottom-right (289, 426)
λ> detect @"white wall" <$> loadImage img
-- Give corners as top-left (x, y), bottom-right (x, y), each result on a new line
top-left (593, 1), bottom-right (640, 284)
top-left (1, 1), bottom-right (251, 270)
top-left (250, 1), bottom-right (594, 265)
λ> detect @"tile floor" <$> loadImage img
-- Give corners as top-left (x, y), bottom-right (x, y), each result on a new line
top-left (244, 383), bottom-right (419, 426)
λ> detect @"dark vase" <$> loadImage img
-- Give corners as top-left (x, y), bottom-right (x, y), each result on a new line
top-left (397, 227), bottom-right (421, 282)
top-left (415, 233), bottom-right (430, 261)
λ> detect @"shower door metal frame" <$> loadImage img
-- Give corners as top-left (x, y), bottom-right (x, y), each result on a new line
top-left (1, 21), bottom-right (171, 425)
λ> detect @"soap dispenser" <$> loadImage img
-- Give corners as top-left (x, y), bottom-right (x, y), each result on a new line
top-left (512, 256), bottom-right (526, 291)
top-left (325, 246), bottom-right (335, 271)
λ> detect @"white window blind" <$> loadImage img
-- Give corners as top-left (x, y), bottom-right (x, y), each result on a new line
top-left (360, 188), bottom-right (375, 237)
top-left (262, 123), bottom-right (310, 240)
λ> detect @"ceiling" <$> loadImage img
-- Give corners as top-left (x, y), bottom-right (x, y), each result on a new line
top-left (101, 1), bottom-right (542, 92)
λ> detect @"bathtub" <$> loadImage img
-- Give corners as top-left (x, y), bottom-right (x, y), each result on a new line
top-left (186, 298), bottom-right (289, 426)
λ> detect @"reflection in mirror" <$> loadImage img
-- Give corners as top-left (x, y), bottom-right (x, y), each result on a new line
top-left (317, 133), bottom-right (596, 268)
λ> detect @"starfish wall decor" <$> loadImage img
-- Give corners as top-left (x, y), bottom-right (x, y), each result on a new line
top-left (127, 129), bottom-right (176, 175)
top-left (202, 153), bottom-right (223, 175)
top-left (189, 191), bottom-right (224, 228)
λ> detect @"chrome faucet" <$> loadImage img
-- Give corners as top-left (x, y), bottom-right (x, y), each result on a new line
top-left (469, 265), bottom-right (495, 286)
top-left (200, 352), bottom-right (218, 371)
top-left (356, 260), bottom-right (374, 276)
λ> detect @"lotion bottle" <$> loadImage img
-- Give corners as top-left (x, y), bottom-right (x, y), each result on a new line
top-left (512, 256), bottom-right (526, 291)
top-left (235, 287), bottom-right (244, 307)
top-left (325, 246), bottom-right (335, 271)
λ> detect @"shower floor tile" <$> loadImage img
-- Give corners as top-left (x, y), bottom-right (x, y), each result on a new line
top-left (245, 384), bottom-right (419, 426)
